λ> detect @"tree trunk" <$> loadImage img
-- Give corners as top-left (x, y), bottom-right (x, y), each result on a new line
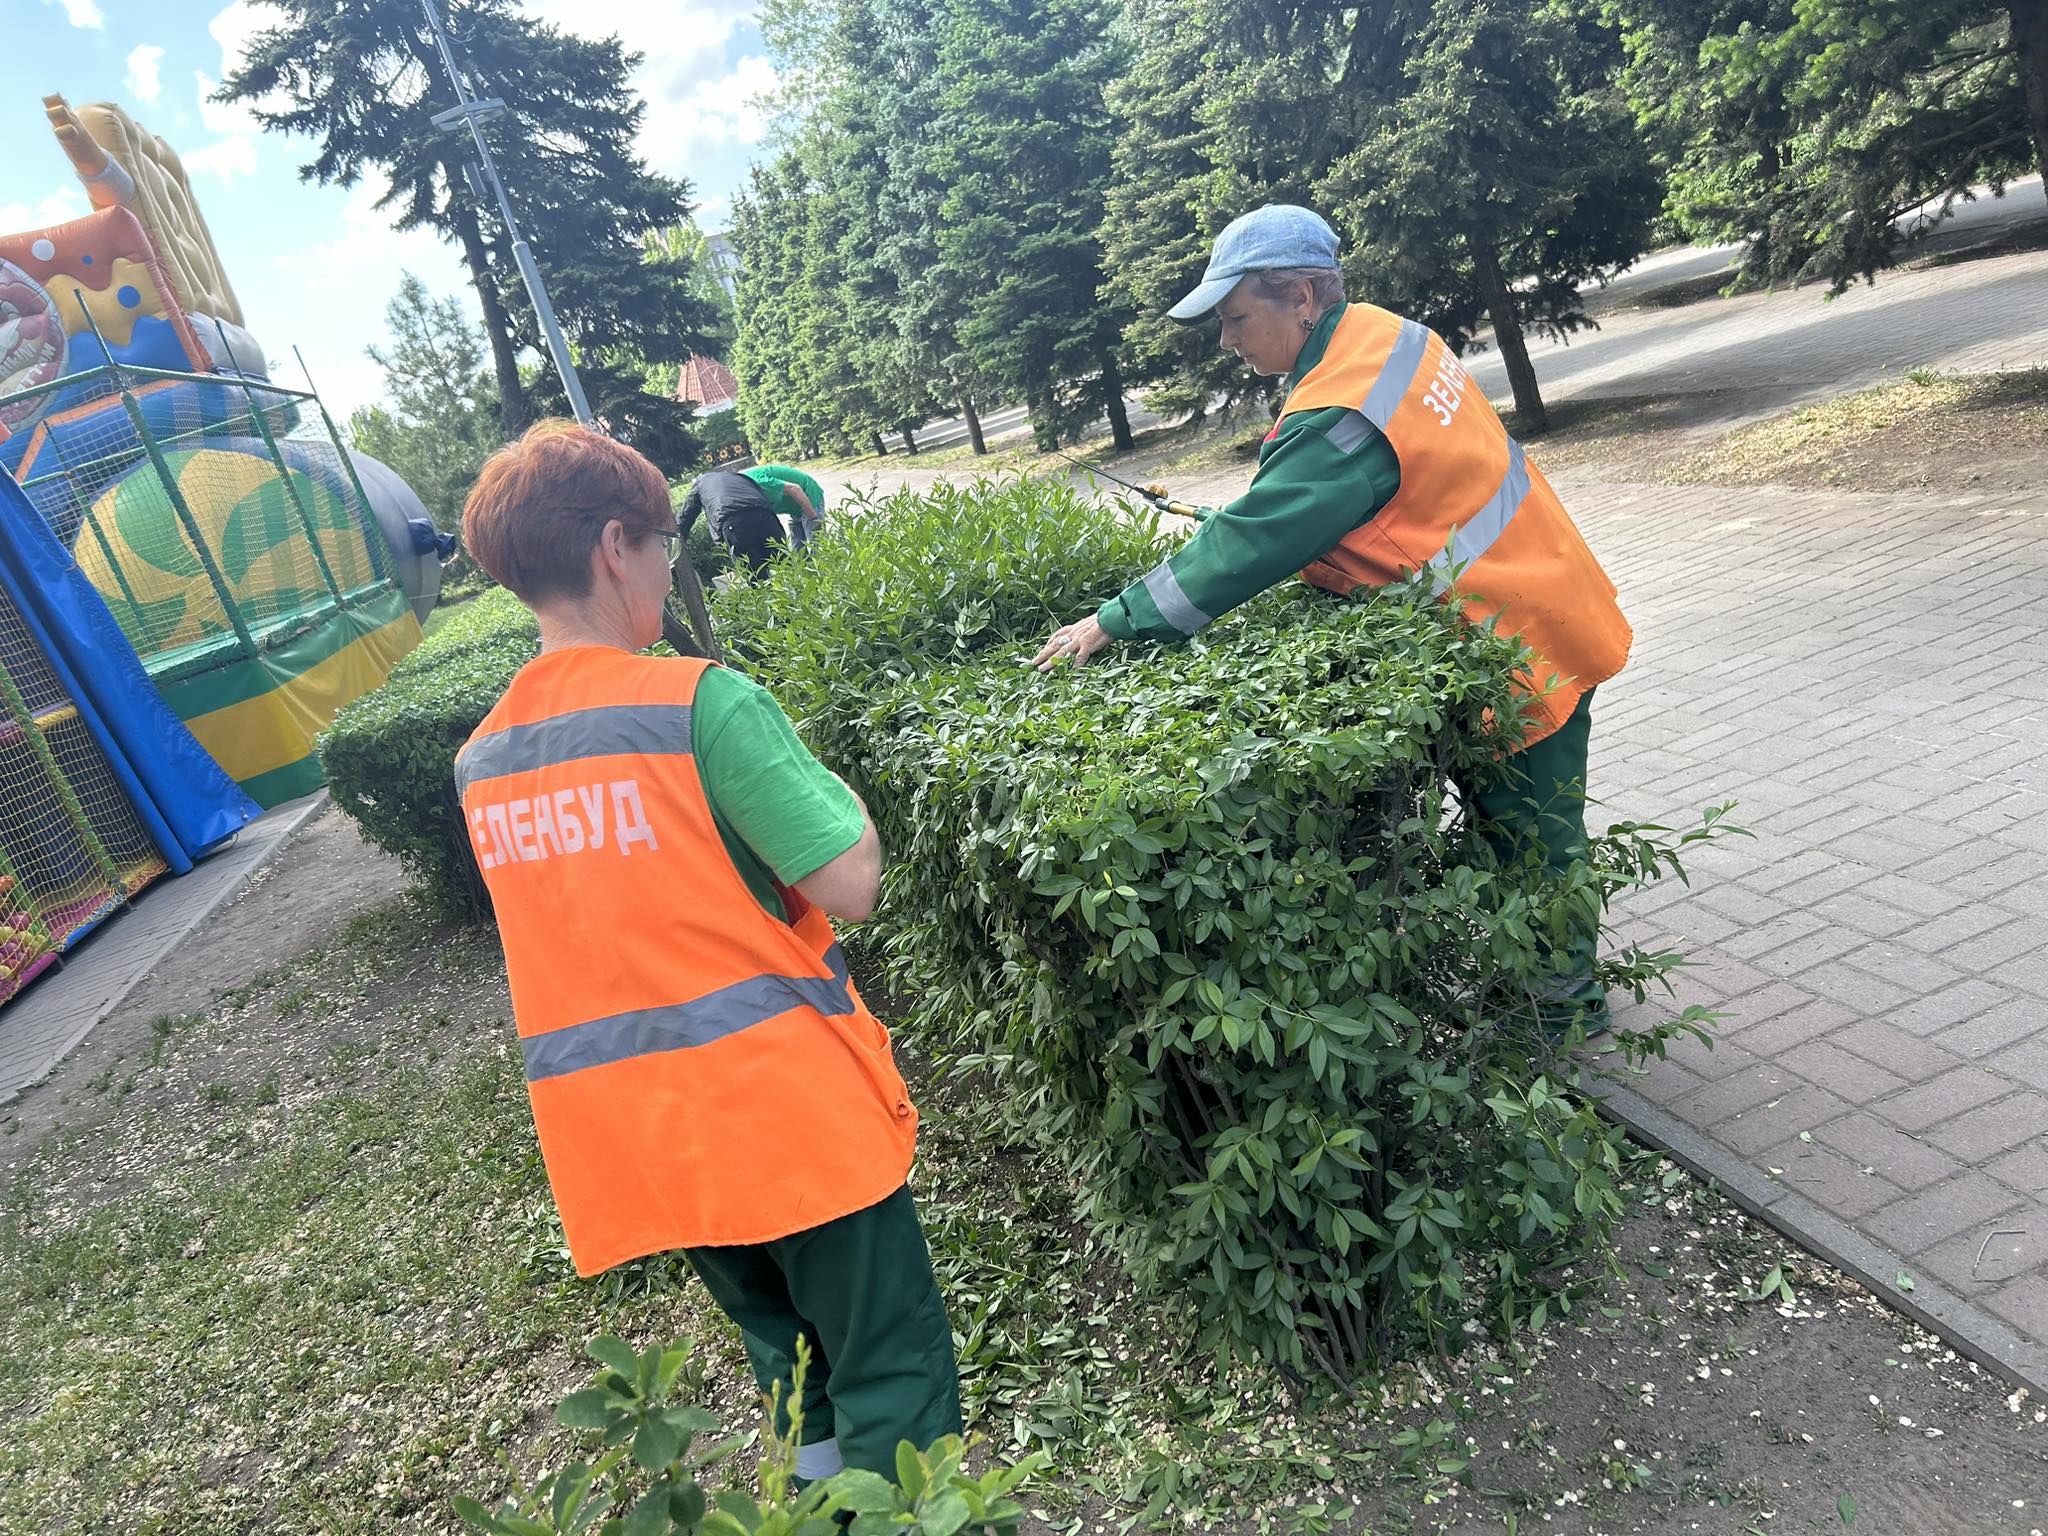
top-left (960, 393), bottom-right (987, 455)
top-left (899, 421), bottom-right (920, 454)
top-left (871, 431), bottom-right (888, 457)
top-left (449, 194), bottom-right (530, 438)
top-left (2013, 0), bottom-right (2048, 203)
top-left (1470, 236), bottom-right (1548, 436)
top-left (1100, 354), bottom-right (1134, 450)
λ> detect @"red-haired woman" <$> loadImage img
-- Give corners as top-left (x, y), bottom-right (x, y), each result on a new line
top-left (454, 419), bottom-right (960, 1478)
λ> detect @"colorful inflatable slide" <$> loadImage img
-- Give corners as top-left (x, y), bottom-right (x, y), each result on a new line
top-left (0, 95), bottom-right (443, 1006)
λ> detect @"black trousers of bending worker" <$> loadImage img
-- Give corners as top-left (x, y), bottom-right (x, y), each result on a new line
top-left (711, 499), bottom-right (788, 576)
top-left (681, 468), bottom-right (791, 577)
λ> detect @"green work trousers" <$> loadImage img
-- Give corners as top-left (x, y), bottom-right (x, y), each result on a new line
top-left (684, 1184), bottom-right (962, 1477)
top-left (1458, 687), bottom-right (1608, 1033)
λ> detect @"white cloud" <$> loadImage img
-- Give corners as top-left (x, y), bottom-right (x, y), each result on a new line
top-left (209, 0), bottom-right (280, 79)
top-left (0, 190), bottom-right (89, 233)
top-left (43, 0), bottom-right (105, 30)
top-left (125, 45), bottom-right (167, 104)
top-left (192, 0), bottom-right (277, 184)
top-left (691, 193), bottom-right (732, 229)
top-left (638, 55), bottom-right (782, 175)
top-left (284, 171), bottom-right (454, 294)
top-left (261, 177), bottom-right (482, 414)
top-left (525, 0), bottom-right (754, 93)
top-left (182, 137), bottom-right (259, 181)
top-left (521, 1), bottom-right (772, 179)
top-left (195, 71), bottom-right (262, 139)
top-left (187, 3), bottom-right (306, 180)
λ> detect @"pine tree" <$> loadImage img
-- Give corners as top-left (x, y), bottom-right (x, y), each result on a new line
top-left (1604, 0), bottom-right (2048, 289)
top-left (347, 272), bottom-right (500, 529)
top-left (1098, 0), bottom-right (1419, 417)
top-left (731, 156), bottom-right (815, 457)
top-left (862, 0), bottom-right (1001, 449)
top-left (1096, 0), bottom-right (1252, 421)
top-left (926, 0), bottom-right (1137, 448)
top-left (220, 0), bottom-right (721, 471)
top-left (1322, 0), bottom-right (1660, 432)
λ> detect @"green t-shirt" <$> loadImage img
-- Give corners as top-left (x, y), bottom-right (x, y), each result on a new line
top-left (741, 464), bottom-right (826, 521)
top-left (693, 665), bottom-right (864, 921)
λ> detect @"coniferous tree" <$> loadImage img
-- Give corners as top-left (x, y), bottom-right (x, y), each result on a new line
top-left (1604, 0), bottom-right (2048, 289)
top-left (731, 155), bottom-right (820, 457)
top-left (926, 0), bottom-right (1137, 449)
top-left (347, 272), bottom-right (500, 530)
top-left (1324, 0), bottom-right (1660, 431)
top-left (1096, 0), bottom-right (1255, 422)
top-left (220, 0), bottom-right (720, 471)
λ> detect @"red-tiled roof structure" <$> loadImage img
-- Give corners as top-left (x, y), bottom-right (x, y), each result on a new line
top-left (675, 353), bottom-right (739, 412)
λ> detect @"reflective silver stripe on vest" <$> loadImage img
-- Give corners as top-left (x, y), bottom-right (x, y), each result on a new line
top-left (455, 704), bottom-right (694, 797)
top-left (1143, 560), bottom-right (1212, 635)
top-left (1427, 438), bottom-right (1530, 584)
top-left (522, 943), bottom-right (856, 1082)
top-left (1326, 410), bottom-right (1375, 456)
top-left (1360, 320), bottom-right (1432, 430)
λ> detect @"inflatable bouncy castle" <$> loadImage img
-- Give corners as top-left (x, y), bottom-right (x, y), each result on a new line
top-left (0, 96), bottom-right (442, 1006)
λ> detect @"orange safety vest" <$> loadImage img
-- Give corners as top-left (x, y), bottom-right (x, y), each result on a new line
top-left (454, 646), bottom-right (917, 1272)
top-left (1283, 303), bottom-right (1632, 747)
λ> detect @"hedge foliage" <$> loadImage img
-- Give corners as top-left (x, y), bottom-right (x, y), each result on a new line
top-left (716, 478), bottom-right (1723, 1382)
top-left (322, 475), bottom-right (1724, 1383)
top-left (323, 587), bottom-right (539, 919)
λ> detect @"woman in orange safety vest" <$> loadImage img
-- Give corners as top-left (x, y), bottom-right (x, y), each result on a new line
top-left (1033, 205), bottom-right (1632, 1038)
top-left (456, 421), bottom-right (960, 1478)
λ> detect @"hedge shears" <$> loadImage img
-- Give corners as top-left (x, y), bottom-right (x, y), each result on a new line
top-left (1050, 450), bottom-right (1201, 519)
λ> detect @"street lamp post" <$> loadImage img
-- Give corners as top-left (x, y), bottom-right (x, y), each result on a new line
top-left (418, 0), bottom-right (721, 660)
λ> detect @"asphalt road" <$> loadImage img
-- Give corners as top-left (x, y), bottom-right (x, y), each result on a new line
top-left (883, 175), bottom-right (2046, 456)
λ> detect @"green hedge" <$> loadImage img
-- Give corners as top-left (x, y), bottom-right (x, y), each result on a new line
top-left (323, 586), bottom-right (538, 918)
top-left (321, 475), bottom-right (1723, 1380)
top-left (715, 478), bottom-right (1722, 1381)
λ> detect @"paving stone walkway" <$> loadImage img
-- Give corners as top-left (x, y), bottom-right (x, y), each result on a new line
top-left (1568, 472), bottom-right (2048, 1391)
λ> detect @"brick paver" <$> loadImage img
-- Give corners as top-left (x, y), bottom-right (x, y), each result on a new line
top-left (1568, 466), bottom-right (2048, 1386)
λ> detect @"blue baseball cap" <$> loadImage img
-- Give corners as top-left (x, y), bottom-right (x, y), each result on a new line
top-left (1167, 204), bottom-right (1341, 321)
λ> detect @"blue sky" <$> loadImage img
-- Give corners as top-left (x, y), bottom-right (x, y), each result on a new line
top-left (4, 0), bottom-right (779, 413)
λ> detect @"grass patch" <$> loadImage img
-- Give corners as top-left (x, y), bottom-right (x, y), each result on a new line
top-left (1507, 368), bottom-right (2048, 493)
top-left (1668, 367), bottom-right (2048, 489)
top-left (5, 897), bottom-right (2043, 1531)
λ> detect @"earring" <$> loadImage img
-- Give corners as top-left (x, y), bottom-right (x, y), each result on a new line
top-left (1301, 316), bottom-right (1313, 331)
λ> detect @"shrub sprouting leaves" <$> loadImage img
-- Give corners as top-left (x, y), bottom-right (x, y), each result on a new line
top-left (327, 473), bottom-right (1729, 1384)
top-left (719, 476), bottom-right (1730, 1383)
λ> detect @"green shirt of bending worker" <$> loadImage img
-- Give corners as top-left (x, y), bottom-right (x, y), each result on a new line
top-left (1029, 204), bottom-right (1614, 1040)
top-left (742, 464), bottom-right (826, 544)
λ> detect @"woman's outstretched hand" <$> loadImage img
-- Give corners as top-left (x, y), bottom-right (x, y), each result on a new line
top-left (1030, 614), bottom-right (1118, 672)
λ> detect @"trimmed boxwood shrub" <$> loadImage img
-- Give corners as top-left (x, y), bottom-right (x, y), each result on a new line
top-left (323, 586), bottom-right (538, 918)
top-left (716, 478), bottom-right (1724, 1382)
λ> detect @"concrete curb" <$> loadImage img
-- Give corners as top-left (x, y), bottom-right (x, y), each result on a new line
top-left (1596, 1078), bottom-right (2048, 1401)
top-left (0, 791), bottom-right (331, 1107)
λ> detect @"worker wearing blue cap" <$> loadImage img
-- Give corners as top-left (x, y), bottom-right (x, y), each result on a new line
top-left (1031, 204), bottom-right (1632, 1041)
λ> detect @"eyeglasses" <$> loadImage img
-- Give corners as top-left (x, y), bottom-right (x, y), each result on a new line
top-left (649, 528), bottom-right (684, 567)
